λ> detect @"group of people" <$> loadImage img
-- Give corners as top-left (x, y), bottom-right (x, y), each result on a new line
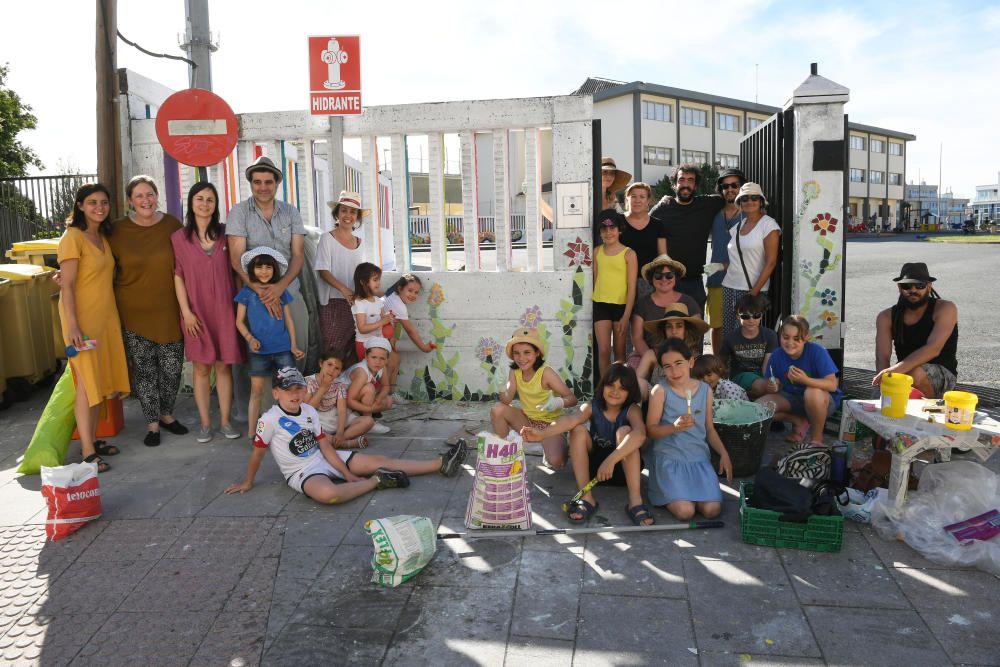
top-left (54, 151), bottom-right (959, 517)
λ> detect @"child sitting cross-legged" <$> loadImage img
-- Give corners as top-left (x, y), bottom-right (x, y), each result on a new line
top-left (692, 354), bottom-right (748, 402)
top-left (718, 292), bottom-right (778, 399)
top-left (646, 338), bottom-right (733, 521)
top-left (304, 349), bottom-right (374, 450)
top-left (225, 366), bottom-right (468, 504)
top-left (344, 336), bottom-right (395, 434)
top-left (521, 363), bottom-right (651, 526)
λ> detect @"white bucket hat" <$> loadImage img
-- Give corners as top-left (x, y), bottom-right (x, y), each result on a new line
top-left (240, 246), bottom-right (288, 274)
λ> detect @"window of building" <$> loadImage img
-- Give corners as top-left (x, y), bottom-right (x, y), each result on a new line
top-left (717, 153), bottom-right (739, 169)
top-left (871, 139), bottom-right (884, 153)
top-left (889, 173), bottom-right (902, 186)
top-left (850, 168), bottom-right (865, 183)
top-left (850, 135), bottom-right (866, 151)
top-left (680, 106), bottom-right (708, 127)
top-left (870, 171), bottom-right (885, 184)
top-left (643, 145), bottom-right (673, 166)
top-left (641, 100), bottom-right (672, 123)
top-left (747, 117), bottom-right (764, 132)
top-left (717, 112), bottom-right (739, 132)
top-left (681, 150), bottom-right (709, 165)
top-left (889, 142), bottom-right (902, 156)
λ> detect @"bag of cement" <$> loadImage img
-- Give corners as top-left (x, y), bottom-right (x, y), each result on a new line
top-left (465, 430), bottom-right (532, 531)
top-left (364, 515), bottom-right (437, 587)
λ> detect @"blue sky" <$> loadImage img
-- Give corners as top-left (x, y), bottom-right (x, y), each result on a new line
top-left (4, 0), bottom-right (999, 195)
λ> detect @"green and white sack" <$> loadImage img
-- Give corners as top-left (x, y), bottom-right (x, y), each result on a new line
top-left (364, 515), bottom-right (437, 587)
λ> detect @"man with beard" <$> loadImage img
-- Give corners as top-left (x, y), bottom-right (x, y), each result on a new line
top-left (873, 262), bottom-right (958, 398)
top-left (651, 164), bottom-right (724, 313)
top-left (705, 168), bottom-right (746, 353)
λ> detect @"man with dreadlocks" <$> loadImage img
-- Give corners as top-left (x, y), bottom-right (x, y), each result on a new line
top-left (873, 262), bottom-right (959, 398)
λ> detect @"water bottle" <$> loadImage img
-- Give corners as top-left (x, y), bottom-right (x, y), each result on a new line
top-left (831, 444), bottom-right (848, 483)
top-left (65, 337), bottom-right (97, 358)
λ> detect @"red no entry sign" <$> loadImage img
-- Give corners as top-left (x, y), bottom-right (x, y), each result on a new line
top-left (155, 89), bottom-right (238, 166)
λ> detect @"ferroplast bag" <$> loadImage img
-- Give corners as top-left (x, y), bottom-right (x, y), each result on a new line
top-left (465, 431), bottom-right (532, 531)
top-left (364, 515), bottom-right (437, 587)
top-left (41, 461), bottom-right (102, 541)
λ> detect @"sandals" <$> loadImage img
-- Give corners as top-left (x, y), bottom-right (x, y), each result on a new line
top-left (626, 504), bottom-right (656, 526)
top-left (566, 498), bottom-right (598, 523)
top-left (784, 421), bottom-right (810, 444)
top-left (93, 440), bottom-right (120, 456)
top-left (83, 453), bottom-right (111, 473)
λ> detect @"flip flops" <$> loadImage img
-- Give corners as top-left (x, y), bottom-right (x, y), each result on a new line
top-left (566, 498), bottom-right (598, 523)
top-left (626, 504), bottom-right (656, 526)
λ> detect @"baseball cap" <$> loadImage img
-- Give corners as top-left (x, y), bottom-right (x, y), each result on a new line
top-left (273, 366), bottom-right (307, 389)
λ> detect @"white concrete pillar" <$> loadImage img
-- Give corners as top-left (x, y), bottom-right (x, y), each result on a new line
top-left (301, 139), bottom-right (317, 229)
top-left (389, 134), bottom-right (411, 272)
top-left (427, 132), bottom-right (448, 272)
top-left (329, 117), bottom-right (345, 202)
top-left (550, 116), bottom-right (593, 271)
top-left (359, 136), bottom-right (380, 265)
top-left (785, 71), bottom-right (849, 347)
top-left (459, 131), bottom-right (481, 272)
top-left (523, 127), bottom-right (543, 271)
top-left (492, 130), bottom-right (512, 271)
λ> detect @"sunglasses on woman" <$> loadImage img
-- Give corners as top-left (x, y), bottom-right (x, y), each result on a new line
top-left (652, 271), bottom-right (675, 281)
top-left (740, 195), bottom-right (763, 202)
top-left (739, 311), bottom-right (763, 320)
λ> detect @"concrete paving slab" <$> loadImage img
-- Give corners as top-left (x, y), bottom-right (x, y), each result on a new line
top-left (74, 518), bottom-right (191, 562)
top-left (164, 515), bottom-right (274, 562)
top-left (341, 490), bottom-right (452, 546)
top-left (916, 609), bottom-right (1000, 666)
top-left (92, 477), bottom-right (187, 520)
top-left (264, 624), bottom-right (393, 665)
top-left (510, 550), bottom-right (582, 640)
top-left (503, 636), bottom-right (575, 666)
top-left (189, 611), bottom-right (267, 667)
top-left (256, 515), bottom-right (287, 558)
top-left (779, 535), bottom-right (911, 609)
top-left (276, 545), bottom-right (335, 581)
top-left (198, 478), bottom-right (295, 517)
top-left (890, 566), bottom-right (1000, 615)
top-left (804, 606), bottom-right (952, 665)
top-left (422, 536), bottom-right (522, 590)
top-left (860, 524), bottom-right (967, 570)
top-left (119, 557), bottom-right (246, 613)
top-left (0, 611), bottom-right (110, 666)
top-left (581, 534), bottom-right (687, 600)
top-left (264, 576), bottom-right (311, 653)
top-left (73, 610), bottom-right (215, 666)
top-left (574, 593), bottom-right (698, 666)
top-left (226, 557), bottom-right (279, 613)
top-left (280, 512), bottom-right (357, 548)
top-left (696, 652), bottom-right (826, 666)
top-left (0, 478), bottom-right (47, 526)
top-left (684, 557), bottom-right (821, 657)
top-left (29, 559), bottom-right (156, 614)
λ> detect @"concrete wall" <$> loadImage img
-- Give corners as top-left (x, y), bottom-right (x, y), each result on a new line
top-left (594, 94), bottom-right (635, 178)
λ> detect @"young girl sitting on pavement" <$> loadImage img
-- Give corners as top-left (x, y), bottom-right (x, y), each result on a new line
top-left (755, 315), bottom-right (842, 447)
top-left (490, 328), bottom-right (577, 469)
top-left (646, 338), bottom-right (733, 520)
top-left (692, 354), bottom-right (748, 402)
top-left (382, 273), bottom-right (437, 401)
top-left (344, 337), bottom-right (395, 435)
top-left (235, 247), bottom-right (305, 436)
top-left (521, 363), bottom-right (650, 526)
top-left (225, 366), bottom-right (467, 505)
top-left (304, 348), bottom-right (374, 449)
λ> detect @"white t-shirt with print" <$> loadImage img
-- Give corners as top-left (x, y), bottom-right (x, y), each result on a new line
top-left (253, 403), bottom-right (349, 482)
top-left (351, 296), bottom-right (385, 345)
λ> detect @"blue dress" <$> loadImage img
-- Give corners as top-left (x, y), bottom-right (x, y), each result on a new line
top-left (645, 381), bottom-right (722, 505)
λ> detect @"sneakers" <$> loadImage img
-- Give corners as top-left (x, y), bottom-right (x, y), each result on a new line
top-left (440, 439), bottom-right (468, 477)
top-left (370, 421), bottom-right (391, 434)
top-left (196, 425), bottom-right (213, 443)
top-left (374, 468), bottom-right (410, 489)
top-left (219, 423), bottom-right (241, 440)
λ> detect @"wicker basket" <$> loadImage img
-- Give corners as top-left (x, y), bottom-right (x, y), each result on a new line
top-left (710, 400), bottom-right (774, 477)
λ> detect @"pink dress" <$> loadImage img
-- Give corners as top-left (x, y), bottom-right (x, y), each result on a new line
top-left (171, 225), bottom-right (246, 365)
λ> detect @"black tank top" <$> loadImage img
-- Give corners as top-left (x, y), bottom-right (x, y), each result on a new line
top-left (891, 299), bottom-right (958, 376)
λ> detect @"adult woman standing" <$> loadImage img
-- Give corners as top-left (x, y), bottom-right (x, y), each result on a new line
top-left (111, 175), bottom-right (186, 447)
top-left (315, 191), bottom-right (368, 358)
top-left (720, 182), bottom-right (781, 335)
top-left (630, 254), bottom-right (702, 358)
top-left (58, 184), bottom-right (131, 472)
top-left (600, 157), bottom-right (631, 212)
top-left (172, 182), bottom-right (245, 443)
top-left (620, 182), bottom-right (663, 301)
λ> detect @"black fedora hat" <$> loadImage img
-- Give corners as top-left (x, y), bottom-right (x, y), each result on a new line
top-left (892, 262), bottom-right (936, 284)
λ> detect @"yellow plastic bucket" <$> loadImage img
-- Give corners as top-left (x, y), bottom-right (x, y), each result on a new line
top-left (943, 391), bottom-right (977, 430)
top-left (880, 372), bottom-right (913, 418)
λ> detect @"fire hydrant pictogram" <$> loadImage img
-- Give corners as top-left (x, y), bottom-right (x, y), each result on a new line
top-left (321, 38), bottom-right (349, 90)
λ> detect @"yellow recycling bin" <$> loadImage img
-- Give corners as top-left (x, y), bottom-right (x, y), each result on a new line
top-left (0, 264), bottom-right (58, 385)
top-left (5, 238), bottom-right (61, 268)
top-left (51, 292), bottom-right (66, 360)
top-left (0, 278), bottom-right (10, 399)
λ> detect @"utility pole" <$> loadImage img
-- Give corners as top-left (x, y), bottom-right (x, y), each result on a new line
top-left (95, 0), bottom-right (123, 218)
top-left (180, 0), bottom-right (217, 182)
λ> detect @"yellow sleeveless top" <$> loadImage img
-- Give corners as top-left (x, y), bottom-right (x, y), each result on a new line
top-left (516, 365), bottom-right (562, 423)
top-left (591, 244), bottom-right (627, 304)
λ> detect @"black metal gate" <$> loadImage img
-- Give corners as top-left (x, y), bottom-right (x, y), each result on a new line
top-left (0, 174), bottom-right (97, 260)
top-left (739, 108), bottom-right (794, 326)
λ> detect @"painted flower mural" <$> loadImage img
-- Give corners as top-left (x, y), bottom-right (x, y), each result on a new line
top-left (520, 305), bottom-right (543, 329)
top-left (819, 309), bottom-right (839, 329)
top-left (820, 288), bottom-right (837, 306)
top-left (563, 237), bottom-right (592, 267)
top-left (476, 337), bottom-right (501, 363)
top-left (811, 212), bottom-right (838, 236)
top-left (427, 283), bottom-right (445, 307)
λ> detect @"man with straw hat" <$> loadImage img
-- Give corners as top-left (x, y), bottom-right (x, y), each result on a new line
top-left (873, 262), bottom-right (958, 398)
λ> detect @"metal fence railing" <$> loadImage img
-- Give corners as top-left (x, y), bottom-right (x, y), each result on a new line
top-left (0, 174), bottom-right (97, 258)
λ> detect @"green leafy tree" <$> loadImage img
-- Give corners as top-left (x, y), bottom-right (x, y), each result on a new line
top-left (0, 63), bottom-right (43, 178)
top-left (651, 162), bottom-right (723, 202)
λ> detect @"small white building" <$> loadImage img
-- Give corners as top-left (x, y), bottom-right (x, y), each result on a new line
top-left (970, 174), bottom-right (1000, 226)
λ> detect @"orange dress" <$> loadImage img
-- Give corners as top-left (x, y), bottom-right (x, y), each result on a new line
top-left (57, 228), bottom-right (131, 406)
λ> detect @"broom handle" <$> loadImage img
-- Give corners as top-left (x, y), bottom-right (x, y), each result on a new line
top-left (561, 477), bottom-right (599, 512)
top-left (437, 520), bottom-right (724, 540)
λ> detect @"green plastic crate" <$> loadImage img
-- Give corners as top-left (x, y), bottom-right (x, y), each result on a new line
top-left (739, 481), bottom-right (843, 552)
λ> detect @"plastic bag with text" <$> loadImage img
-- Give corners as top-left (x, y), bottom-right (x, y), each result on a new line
top-left (871, 461), bottom-right (1000, 575)
top-left (364, 515), bottom-right (437, 587)
top-left (41, 461), bottom-right (102, 541)
top-left (465, 431), bottom-right (532, 531)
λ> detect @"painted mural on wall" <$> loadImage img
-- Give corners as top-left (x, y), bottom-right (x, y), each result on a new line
top-left (400, 237), bottom-right (594, 402)
top-left (794, 180), bottom-right (843, 342)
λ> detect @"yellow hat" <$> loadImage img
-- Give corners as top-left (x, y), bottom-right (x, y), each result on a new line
top-left (504, 327), bottom-right (547, 359)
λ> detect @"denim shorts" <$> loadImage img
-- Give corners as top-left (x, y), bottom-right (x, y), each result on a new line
top-left (248, 350), bottom-right (296, 377)
top-left (780, 390), bottom-right (839, 418)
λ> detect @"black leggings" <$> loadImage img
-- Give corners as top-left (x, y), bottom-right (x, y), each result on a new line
top-left (123, 329), bottom-right (184, 424)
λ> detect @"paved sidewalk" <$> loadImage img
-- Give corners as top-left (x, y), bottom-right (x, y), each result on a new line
top-left (0, 390), bottom-right (998, 666)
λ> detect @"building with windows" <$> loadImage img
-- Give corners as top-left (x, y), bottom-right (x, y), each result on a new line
top-left (903, 183), bottom-right (969, 229)
top-left (579, 77), bottom-right (915, 225)
top-left (970, 175), bottom-right (1000, 226)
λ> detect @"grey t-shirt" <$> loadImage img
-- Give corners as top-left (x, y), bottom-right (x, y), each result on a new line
top-left (719, 327), bottom-right (779, 376)
top-left (633, 293), bottom-right (702, 349)
top-left (227, 198), bottom-right (306, 287)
